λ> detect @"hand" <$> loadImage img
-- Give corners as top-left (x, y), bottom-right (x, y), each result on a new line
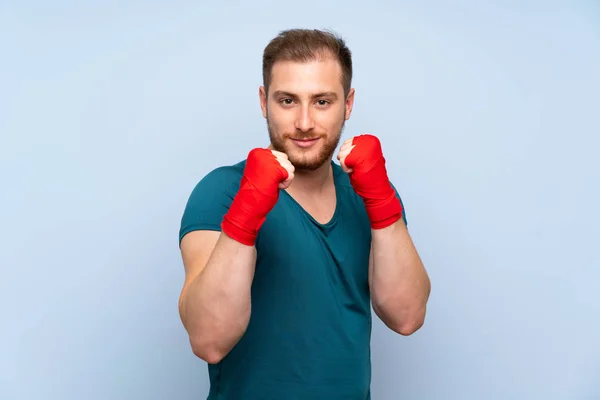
top-left (222, 148), bottom-right (295, 245)
top-left (337, 134), bottom-right (403, 229)
top-left (270, 150), bottom-right (295, 189)
top-left (337, 138), bottom-right (356, 174)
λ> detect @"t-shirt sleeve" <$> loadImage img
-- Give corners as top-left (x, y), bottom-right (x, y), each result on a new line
top-left (179, 166), bottom-right (242, 244)
top-left (389, 181), bottom-right (408, 226)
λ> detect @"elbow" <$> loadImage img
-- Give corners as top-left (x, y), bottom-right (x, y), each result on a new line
top-left (374, 299), bottom-right (427, 336)
top-left (393, 314), bottom-right (425, 336)
top-left (395, 302), bottom-right (428, 336)
top-left (190, 338), bottom-right (227, 364)
top-left (376, 282), bottom-right (431, 337)
top-left (187, 323), bottom-right (247, 364)
top-left (182, 312), bottom-right (249, 364)
top-left (187, 327), bottom-right (234, 365)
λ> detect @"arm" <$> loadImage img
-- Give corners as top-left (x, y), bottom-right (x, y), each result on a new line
top-left (368, 218), bottom-right (430, 335)
top-left (338, 134), bottom-right (430, 336)
top-left (179, 230), bottom-right (256, 364)
top-left (177, 150), bottom-right (292, 364)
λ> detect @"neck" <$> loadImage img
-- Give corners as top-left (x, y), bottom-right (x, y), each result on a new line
top-left (288, 160), bottom-right (333, 194)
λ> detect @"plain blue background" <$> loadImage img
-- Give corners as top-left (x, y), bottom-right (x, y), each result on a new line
top-left (2, 1), bottom-right (599, 399)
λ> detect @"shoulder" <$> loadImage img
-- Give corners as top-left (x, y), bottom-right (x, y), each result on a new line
top-left (179, 160), bottom-right (246, 242)
top-left (191, 160), bottom-right (246, 195)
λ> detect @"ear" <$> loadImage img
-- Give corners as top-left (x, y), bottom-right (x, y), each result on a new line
top-left (259, 86), bottom-right (268, 119)
top-left (344, 88), bottom-right (355, 120)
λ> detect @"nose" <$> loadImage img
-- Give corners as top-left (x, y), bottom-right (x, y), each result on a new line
top-left (294, 105), bottom-right (315, 133)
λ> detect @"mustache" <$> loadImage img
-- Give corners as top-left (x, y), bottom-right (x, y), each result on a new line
top-left (283, 132), bottom-right (326, 140)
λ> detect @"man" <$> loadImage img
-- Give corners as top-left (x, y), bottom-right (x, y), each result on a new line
top-left (178, 29), bottom-right (431, 400)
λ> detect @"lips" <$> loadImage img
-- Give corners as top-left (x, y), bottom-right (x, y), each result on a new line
top-left (291, 137), bottom-right (320, 148)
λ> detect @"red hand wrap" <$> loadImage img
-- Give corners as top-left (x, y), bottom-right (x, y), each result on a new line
top-left (221, 148), bottom-right (288, 245)
top-left (344, 134), bottom-right (403, 229)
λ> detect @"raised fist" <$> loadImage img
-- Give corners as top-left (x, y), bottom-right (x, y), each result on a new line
top-left (221, 148), bottom-right (294, 245)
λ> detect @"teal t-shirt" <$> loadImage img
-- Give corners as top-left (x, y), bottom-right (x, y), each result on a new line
top-left (179, 160), bottom-right (406, 400)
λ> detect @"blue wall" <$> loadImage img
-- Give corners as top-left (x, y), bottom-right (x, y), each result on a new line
top-left (2, 1), bottom-right (599, 399)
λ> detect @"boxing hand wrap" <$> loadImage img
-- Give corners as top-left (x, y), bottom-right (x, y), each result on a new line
top-left (344, 134), bottom-right (403, 229)
top-left (221, 149), bottom-right (288, 246)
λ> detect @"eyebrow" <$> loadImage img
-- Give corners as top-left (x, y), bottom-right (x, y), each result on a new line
top-left (272, 91), bottom-right (339, 100)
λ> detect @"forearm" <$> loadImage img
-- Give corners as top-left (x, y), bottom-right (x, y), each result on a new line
top-left (180, 233), bottom-right (256, 363)
top-left (370, 219), bottom-right (430, 335)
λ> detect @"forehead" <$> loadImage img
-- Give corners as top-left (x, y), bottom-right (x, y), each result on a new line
top-left (268, 57), bottom-right (344, 95)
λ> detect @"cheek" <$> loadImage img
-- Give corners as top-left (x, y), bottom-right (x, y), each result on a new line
top-left (268, 107), bottom-right (293, 129)
top-left (319, 110), bottom-right (345, 130)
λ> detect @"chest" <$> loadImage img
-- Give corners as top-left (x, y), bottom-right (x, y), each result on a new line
top-left (283, 186), bottom-right (337, 225)
top-left (254, 193), bottom-right (372, 296)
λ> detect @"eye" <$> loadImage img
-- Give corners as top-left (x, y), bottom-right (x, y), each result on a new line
top-left (316, 99), bottom-right (330, 107)
top-left (279, 98), bottom-right (294, 106)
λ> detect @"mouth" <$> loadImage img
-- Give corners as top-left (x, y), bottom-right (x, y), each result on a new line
top-left (290, 137), bottom-right (321, 148)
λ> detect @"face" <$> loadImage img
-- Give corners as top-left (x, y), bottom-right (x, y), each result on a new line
top-left (259, 56), bottom-right (355, 171)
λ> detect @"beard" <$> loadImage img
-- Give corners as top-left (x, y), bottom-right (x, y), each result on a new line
top-left (267, 110), bottom-right (346, 171)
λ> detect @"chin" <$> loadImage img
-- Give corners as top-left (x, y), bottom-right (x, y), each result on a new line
top-left (292, 161), bottom-right (326, 171)
top-left (289, 152), bottom-right (331, 171)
